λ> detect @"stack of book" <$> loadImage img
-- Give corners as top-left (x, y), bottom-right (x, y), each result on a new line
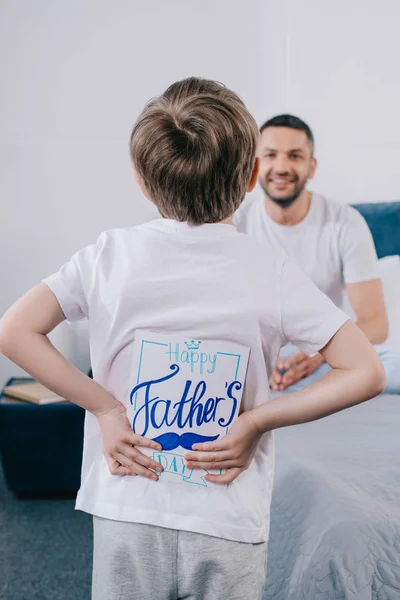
top-left (3, 382), bottom-right (67, 405)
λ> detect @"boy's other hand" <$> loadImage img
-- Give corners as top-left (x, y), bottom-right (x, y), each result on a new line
top-left (96, 404), bottom-right (163, 481)
top-left (184, 411), bottom-right (262, 484)
top-left (270, 350), bottom-right (324, 391)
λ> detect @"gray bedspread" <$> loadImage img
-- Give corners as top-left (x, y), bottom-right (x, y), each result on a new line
top-left (263, 394), bottom-right (400, 600)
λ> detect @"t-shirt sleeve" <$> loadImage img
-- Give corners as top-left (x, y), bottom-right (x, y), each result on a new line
top-left (280, 257), bottom-right (349, 356)
top-left (42, 237), bottom-right (102, 323)
top-left (339, 207), bottom-right (379, 283)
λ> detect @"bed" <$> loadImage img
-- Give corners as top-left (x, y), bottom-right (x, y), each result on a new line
top-left (263, 202), bottom-right (400, 600)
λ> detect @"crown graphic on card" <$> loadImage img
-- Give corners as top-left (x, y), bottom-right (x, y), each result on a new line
top-left (128, 332), bottom-right (250, 487)
top-left (184, 340), bottom-right (201, 351)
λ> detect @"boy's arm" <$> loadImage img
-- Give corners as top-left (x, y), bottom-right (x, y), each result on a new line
top-left (185, 320), bottom-right (385, 483)
top-left (0, 283), bottom-right (162, 480)
top-left (251, 320), bottom-right (385, 430)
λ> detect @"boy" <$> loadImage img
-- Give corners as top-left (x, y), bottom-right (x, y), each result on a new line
top-left (0, 77), bottom-right (385, 600)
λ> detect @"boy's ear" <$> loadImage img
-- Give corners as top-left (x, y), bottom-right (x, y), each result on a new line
top-left (133, 170), bottom-right (152, 201)
top-left (247, 157), bottom-right (260, 193)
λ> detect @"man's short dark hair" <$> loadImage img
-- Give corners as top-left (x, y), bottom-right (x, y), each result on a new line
top-left (259, 114), bottom-right (314, 153)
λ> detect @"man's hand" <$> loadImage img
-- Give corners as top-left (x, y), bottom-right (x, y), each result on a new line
top-left (184, 410), bottom-right (262, 485)
top-left (96, 404), bottom-right (163, 481)
top-left (270, 350), bottom-right (325, 391)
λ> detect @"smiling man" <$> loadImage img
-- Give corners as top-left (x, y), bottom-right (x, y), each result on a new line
top-left (234, 114), bottom-right (400, 394)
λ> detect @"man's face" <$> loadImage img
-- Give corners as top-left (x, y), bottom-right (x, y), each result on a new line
top-left (258, 127), bottom-right (316, 208)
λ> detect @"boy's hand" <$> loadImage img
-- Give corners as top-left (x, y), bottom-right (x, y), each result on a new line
top-left (184, 410), bottom-right (262, 485)
top-left (96, 404), bottom-right (163, 481)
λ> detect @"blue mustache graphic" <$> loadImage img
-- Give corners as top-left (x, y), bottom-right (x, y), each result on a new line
top-left (151, 432), bottom-right (220, 451)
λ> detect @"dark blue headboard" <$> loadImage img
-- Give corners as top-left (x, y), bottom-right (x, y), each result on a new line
top-left (352, 202), bottom-right (400, 259)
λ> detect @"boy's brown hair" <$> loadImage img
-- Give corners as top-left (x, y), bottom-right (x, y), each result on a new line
top-left (129, 77), bottom-right (259, 225)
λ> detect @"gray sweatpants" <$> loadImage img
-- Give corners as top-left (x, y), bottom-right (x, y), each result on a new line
top-left (92, 516), bottom-right (267, 600)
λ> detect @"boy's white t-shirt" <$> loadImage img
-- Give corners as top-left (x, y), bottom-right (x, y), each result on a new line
top-left (233, 194), bottom-right (379, 309)
top-left (43, 218), bottom-right (348, 543)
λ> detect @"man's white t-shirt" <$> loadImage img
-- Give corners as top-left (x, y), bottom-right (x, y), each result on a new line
top-left (43, 218), bottom-right (348, 543)
top-left (234, 194), bottom-right (379, 308)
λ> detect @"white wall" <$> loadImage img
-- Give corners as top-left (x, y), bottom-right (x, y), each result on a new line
top-left (263, 0), bottom-right (400, 205)
top-left (1, 0), bottom-right (399, 387)
top-left (0, 0), bottom-right (269, 387)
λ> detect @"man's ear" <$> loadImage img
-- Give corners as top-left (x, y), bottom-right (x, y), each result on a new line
top-left (247, 157), bottom-right (260, 192)
top-left (134, 170), bottom-right (151, 201)
top-left (309, 157), bottom-right (317, 180)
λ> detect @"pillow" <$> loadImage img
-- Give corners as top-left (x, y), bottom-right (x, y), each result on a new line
top-left (342, 255), bottom-right (400, 348)
top-left (352, 202), bottom-right (400, 258)
top-left (378, 255), bottom-right (400, 348)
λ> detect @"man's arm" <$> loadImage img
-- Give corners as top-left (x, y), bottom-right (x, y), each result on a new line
top-left (340, 206), bottom-right (388, 345)
top-left (185, 320), bottom-right (386, 482)
top-left (0, 283), bottom-right (162, 479)
top-left (346, 279), bottom-right (389, 345)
